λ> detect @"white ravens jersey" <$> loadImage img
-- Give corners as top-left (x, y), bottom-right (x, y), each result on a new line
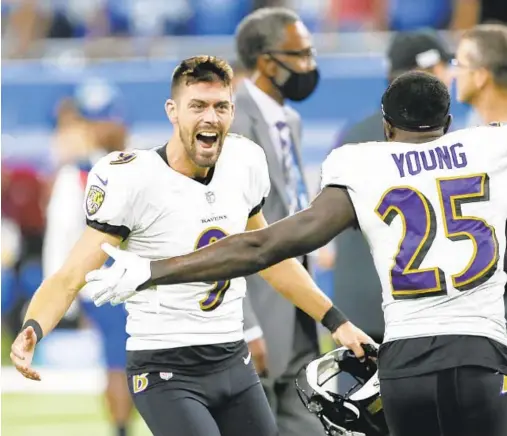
top-left (83, 134), bottom-right (270, 351)
top-left (321, 124), bottom-right (507, 347)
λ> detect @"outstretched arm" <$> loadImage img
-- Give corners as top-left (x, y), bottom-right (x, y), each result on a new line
top-left (86, 186), bottom-right (375, 357)
top-left (11, 227), bottom-right (121, 380)
top-left (245, 210), bottom-right (333, 323)
top-left (149, 186), bottom-right (355, 287)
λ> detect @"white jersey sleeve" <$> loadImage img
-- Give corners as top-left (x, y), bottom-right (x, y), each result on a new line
top-left (83, 151), bottom-right (138, 239)
top-left (320, 145), bottom-right (356, 190)
top-left (233, 135), bottom-right (270, 215)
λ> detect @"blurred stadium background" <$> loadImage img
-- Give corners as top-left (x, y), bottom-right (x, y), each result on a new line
top-left (2, 0), bottom-right (505, 435)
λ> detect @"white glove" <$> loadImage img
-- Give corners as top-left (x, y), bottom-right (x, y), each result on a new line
top-left (83, 243), bottom-right (152, 307)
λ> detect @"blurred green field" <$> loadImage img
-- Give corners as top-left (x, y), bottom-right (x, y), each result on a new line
top-left (2, 394), bottom-right (152, 436)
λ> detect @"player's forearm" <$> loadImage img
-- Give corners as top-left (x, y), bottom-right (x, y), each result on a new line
top-left (23, 274), bottom-right (81, 338)
top-left (259, 258), bottom-right (333, 322)
top-left (148, 204), bottom-right (340, 288)
top-left (149, 230), bottom-right (279, 286)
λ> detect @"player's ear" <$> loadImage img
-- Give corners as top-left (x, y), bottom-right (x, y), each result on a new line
top-left (473, 67), bottom-right (489, 90)
top-left (443, 114), bottom-right (452, 134)
top-left (382, 118), bottom-right (394, 141)
top-left (165, 99), bottom-right (178, 124)
top-left (257, 54), bottom-right (277, 79)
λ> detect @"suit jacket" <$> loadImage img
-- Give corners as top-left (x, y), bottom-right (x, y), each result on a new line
top-left (232, 82), bottom-right (318, 380)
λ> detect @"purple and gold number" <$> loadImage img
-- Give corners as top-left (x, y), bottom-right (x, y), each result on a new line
top-left (376, 174), bottom-right (498, 299)
top-left (195, 227), bottom-right (230, 311)
top-left (437, 174), bottom-right (498, 291)
top-left (375, 187), bottom-right (446, 299)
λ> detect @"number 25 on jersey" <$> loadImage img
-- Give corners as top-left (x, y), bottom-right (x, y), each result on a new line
top-left (375, 174), bottom-right (499, 299)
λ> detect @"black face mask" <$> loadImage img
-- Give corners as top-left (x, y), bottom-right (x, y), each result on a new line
top-left (268, 56), bottom-right (320, 102)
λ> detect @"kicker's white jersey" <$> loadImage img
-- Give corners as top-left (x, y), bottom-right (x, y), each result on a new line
top-left (321, 124), bottom-right (507, 347)
top-left (83, 134), bottom-right (270, 351)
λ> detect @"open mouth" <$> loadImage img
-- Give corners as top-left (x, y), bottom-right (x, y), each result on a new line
top-left (196, 131), bottom-right (219, 149)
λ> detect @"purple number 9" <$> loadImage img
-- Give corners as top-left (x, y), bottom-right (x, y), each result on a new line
top-left (195, 227), bottom-right (230, 311)
top-left (375, 174), bottom-right (498, 299)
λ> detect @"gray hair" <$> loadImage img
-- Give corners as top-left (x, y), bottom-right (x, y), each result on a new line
top-left (235, 7), bottom-right (300, 70)
top-left (463, 24), bottom-right (507, 88)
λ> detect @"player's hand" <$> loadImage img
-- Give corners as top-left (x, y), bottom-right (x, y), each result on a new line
top-left (247, 337), bottom-right (269, 377)
top-left (83, 243), bottom-right (152, 307)
top-left (331, 321), bottom-right (376, 359)
top-left (10, 327), bottom-right (41, 381)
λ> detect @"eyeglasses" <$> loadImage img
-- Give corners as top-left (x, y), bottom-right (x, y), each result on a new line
top-left (450, 59), bottom-right (478, 70)
top-left (265, 47), bottom-right (317, 60)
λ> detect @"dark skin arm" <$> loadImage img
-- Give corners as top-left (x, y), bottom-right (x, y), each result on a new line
top-left (147, 186), bottom-right (355, 287)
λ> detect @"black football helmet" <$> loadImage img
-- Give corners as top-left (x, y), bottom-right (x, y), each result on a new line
top-left (295, 345), bottom-right (389, 436)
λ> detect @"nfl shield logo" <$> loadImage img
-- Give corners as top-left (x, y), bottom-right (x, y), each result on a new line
top-left (205, 191), bottom-right (215, 204)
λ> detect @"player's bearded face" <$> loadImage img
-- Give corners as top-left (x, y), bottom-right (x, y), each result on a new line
top-left (178, 82), bottom-right (234, 168)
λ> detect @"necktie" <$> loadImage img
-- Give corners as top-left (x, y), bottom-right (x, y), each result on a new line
top-left (275, 121), bottom-right (308, 215)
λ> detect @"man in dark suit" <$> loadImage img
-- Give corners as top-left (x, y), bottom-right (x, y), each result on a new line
top-left (330, 30), bottom-right (453, 345)
top-left (231, 7), bottom-right (324, 436)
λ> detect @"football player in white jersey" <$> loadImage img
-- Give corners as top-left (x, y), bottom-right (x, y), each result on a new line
top-left (10, 56), bottom-right (373, 436)
top-left (85, 71), bottom-right (507, 436)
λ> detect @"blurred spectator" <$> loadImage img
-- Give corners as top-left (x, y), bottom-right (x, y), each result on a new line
top-left (372, 0), bottom-right (479, 31)
top-left (451, 0), bottom-right (507, 28)
top-left (454, 24), bottom-right (507, 124)
top-left (478, 0), bottom-right (507, 25)
top-left (108, 0), bottom-right (192, 37)
top-left (324, 0), bottom-right (380, 32)
top-left (2, 0), bottom-right (48, 58)
top-left (1, 165), bottom-right (47, 255)
top-left (1, 217), bottom-right (22, 328)
top-left (189, 0), bottom-right (252, 35)
top-left (51, 78), bottom-right (127, 168)
top-left (43, 78), bottom-right (133, 436)
top-left (1, 218), bottom-right (22, 271)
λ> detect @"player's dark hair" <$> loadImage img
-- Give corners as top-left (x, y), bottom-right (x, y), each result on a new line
top-left (381, 71), bottom-right (450, 132)
top-left (171, 56), bottom-right (233, 96)
top-left (462, 24), bottom-right (507, 88)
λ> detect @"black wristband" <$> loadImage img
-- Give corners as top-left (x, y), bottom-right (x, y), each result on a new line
top-left (21, 319), bottom-right (43, 344)
top-left (321, 306), bottom-right (348, 333)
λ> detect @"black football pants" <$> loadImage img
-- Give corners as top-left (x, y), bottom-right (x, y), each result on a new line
top-left (129, 357), bottom-right (278, 436)
top-left (380, 366), bottom-right (507, 436)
